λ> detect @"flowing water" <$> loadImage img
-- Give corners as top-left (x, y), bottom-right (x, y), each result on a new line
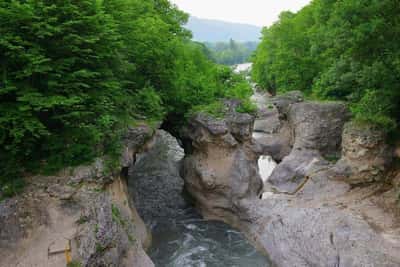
top-left (233, 62), bottom-right (252, 73)
top-left (258, 155), bottom-right (277, 183)
top-left (129, 130), bottom-right (270, 267)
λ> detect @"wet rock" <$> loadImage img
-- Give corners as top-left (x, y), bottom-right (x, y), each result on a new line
top-left (334, 122), bottom-right (393, 184)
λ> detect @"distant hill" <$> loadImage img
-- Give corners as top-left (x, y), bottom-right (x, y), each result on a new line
top-left (186, 17), bottom-right (262, 42)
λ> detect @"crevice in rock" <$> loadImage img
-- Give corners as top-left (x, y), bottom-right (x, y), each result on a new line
top-left (127, 129), bottom-right (270, 266)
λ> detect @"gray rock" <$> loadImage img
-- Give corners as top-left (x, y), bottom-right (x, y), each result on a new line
top-left (76, 194), bottom-right (136, 267)
top-left (121, 125), bottom-right (156, 168)
top-left (333, 122), bottom-right (393, 184)
top-left (253, 124), bottom-right (292, 162)
top-left (47, 184), bottom-right (76, 200)
top-left (245, 195), bottom-right (400, 267)
top-left (182, 91), bottom-right (400, 267)
top-left (271, 90), bottom-right (304, 115)
top-left (251, 91), bottom-right (300, 161)
top-left (0, 125), bottom-right (156, 267)
top-left (182, 112), bottom-right (263, 226)
top-left (289, 102), bottom-right (350, 156)
top-left (268, 101), bottom-right (350, 191)
top-left (129, 130), bottom-right (186, 223)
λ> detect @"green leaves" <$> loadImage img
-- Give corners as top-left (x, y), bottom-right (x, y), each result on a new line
top-left (252, 0), bottom-right (400, 131)
top-left (0, 0), bottom-right (256, 196)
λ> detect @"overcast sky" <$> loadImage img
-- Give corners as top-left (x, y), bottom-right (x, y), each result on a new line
top-left (170, 0), bottom-right (311, 27)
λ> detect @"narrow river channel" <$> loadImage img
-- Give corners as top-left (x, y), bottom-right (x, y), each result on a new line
top-left (129, 130), bottom-right (270, 267)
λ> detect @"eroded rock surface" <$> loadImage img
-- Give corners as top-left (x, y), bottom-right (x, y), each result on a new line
top-left (251, 91), bottom-right (300, 162)
top-left (252, 92), bottom-right (400, 267)
top-left (183, 91), bottom-right (400, 267)
top-left (182, 111), bottom-right (263, 227)
top-left (334, 122), bottom-right (393, 184)
top-left (0, 125), bottom-right (155, 267)
top-left (269, 101), bottom-right (350, 192)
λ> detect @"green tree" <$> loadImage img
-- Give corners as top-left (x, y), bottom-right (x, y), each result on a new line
top-left (252, 0), bottom-right (400, 130)
top-left (0, 0), bottom-right (255, 196)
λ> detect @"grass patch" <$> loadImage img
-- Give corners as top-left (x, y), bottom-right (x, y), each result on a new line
top-left (96, 243), bottom-right (107, 253)
top-left (67, 261), bottom-right (82, 267)
top-left (0, 178), bottom-right (25, 201)
top-left (324, 154), bottom-right (340, 163)
top-left (111, 204), bottom-right (126, 227)
top-left (188, 101), bottom-right (227, 119)
top-left (76, 215), bottom-right (90, 225)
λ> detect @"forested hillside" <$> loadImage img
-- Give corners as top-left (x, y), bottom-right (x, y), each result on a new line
top-left (252, 0), bottom-right (400, 131)
top-left (0, 0), bottom-right (254, 197)
top-left (186, 16), bottom-right (261, 42)
top-left (206, 40), bottom-right (258, 65)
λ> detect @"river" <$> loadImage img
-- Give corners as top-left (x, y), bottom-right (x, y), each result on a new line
top-left (129, 130), bottom-right (270, 267)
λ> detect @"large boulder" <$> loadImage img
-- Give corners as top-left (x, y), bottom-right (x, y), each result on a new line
top-left (245, 193), bottom-right (400, 267)
top-left (268, 101), bottom-right (350, 192)
top-left (252, 92), bottom-right (302, 162)
top-left (334, 122), bottom-right (393, 184)
top-left (182, 111), bottom-right (263, 226)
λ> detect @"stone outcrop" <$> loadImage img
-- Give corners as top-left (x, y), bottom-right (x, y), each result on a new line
top-left (183, 91), bottom-right (400, 267)
top-left (251, 92), bottom-right (400, 267)
top-left (0, 125), bottom-right (155, 267)
top-left (334, 122), bottom-right (393, 184)
top-left (268, 100), bottom-right (350, 192)
top-left (251, 91), bottom-right (303, 162)
top-left (181, 110), bottom-right (263, 227)
top-left (129, 130), bottom-right (186, 223)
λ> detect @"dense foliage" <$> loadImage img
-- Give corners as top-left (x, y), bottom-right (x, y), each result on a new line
top-left (0, 0), bottom-right (253, 196)
top-left (252, 0), bottom-right (400, 130)
top-left (206, 40), bottom-right (258, 65)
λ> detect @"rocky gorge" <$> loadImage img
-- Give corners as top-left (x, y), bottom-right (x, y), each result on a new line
top-left (181, 85), bottom-right (400, 266)
top-left (1, 70), bottom-right (400, 267)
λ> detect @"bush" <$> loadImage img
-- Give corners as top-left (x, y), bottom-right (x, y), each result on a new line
top-left (252, 0), bottom-right (400, 132)
top-left (0, 0), bottom-right (257, 197)
top-left (132, 86), bottom-right (165, 122)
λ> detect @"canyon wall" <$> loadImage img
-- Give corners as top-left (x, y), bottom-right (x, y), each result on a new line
top-left (183, 94), bottom-right (400, 267)
top-left (0, 125), bottom-right (156, 267)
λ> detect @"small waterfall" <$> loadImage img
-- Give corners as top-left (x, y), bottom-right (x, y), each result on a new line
top-left (258, 155), bottom-right (277, 184)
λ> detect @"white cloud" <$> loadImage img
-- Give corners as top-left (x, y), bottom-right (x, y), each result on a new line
top-left (170, 0), bottom-right (311, 27)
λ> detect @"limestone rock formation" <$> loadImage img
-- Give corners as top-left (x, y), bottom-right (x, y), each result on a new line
top-left (334, 122), bottom-right (393, 184)
top-left (0, 125), bottom-right (155, 267)
top-left (249, 92), bottom-right (400, 267)
top-left (268, 101), bottom-right (350, 192)
top-left (251, 91), bottom-right (302, 162)
top-left (182, 111), bottom-right (263, 227)
top-left (183, 91), bottom-right (400, 267)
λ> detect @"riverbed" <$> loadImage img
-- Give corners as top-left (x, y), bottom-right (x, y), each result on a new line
top-left (129, 131), bottom-right (270, 267)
